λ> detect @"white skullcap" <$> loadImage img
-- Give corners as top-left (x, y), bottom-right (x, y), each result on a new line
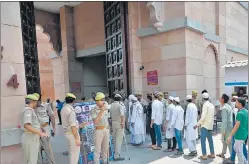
top-left (153, 91), bottom-right (160, 97)
top-left (202, 92), bottom-right (209, 99)
top-left (131, 96), bottom-right (138, 101)
top-left (232, 96), bottom-right (238, 99)
top-left (169, 96), bottom-right (174, 101)
top-left (114, 94), bottom-right (122, 98)
top-left (186, 95), bottom-right (192, 100)
top-left (174, 97), bottom-right (180, 103)
top-left (129, 94), bottom-right (134, 101)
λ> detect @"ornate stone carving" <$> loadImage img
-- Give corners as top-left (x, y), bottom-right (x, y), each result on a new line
top-left (146, 2), bottom-right (164, 31)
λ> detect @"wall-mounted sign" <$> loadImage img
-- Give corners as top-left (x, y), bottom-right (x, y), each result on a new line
top-left (7, 74), bottom-right (19, 88)
top-left (147, 70), bottom-right (158, 85)
top-left (71, 82), bottom-right (81, 93)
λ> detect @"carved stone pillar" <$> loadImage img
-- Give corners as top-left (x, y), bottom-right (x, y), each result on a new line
top-left (146, 2), bottom-right (164, 31)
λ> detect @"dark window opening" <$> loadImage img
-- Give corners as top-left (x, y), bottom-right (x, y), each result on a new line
top-left (20, 2), bottom-right (40, 94)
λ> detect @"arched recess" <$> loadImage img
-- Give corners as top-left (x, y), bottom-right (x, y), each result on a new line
top-left (203, 44), bottom-right (220, 102)
top-left (36, 24), bottom-right (56, 101)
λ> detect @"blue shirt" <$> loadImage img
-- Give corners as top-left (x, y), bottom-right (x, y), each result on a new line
top-left (56, 101), bottom-right (65, 111)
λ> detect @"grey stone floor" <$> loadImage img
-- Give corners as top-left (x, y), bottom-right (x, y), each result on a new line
top-left (49, 124), bottom-right (236, 164)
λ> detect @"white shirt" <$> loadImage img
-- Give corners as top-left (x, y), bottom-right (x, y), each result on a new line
top-left (170, 105), bottom-right (184, 130)
top-left (151, 99), bottom-right (164, 125)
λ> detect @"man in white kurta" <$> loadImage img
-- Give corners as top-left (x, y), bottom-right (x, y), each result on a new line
top-left (151, 91), bottom-right (164, 150)
top-left (131, 96), bottom-right (145, 145)
top-left (128, 95), bottom-right (135, 144)
top-left (185, 95), bottom-right (198, 156)
top-left (170, 97), bottom-right (184, 155)
top-left (164, 96), bottom-right (177, 152)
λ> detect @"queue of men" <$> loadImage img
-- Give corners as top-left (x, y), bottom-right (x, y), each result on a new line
top-left (21, 90), bottom-right (248, 164)
top-left (125, 90), bottom-right (248, 164)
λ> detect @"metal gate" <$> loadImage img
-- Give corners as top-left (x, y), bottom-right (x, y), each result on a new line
top-left (20, 2), bottom-right (40, 94)
top-left (104, 2), bottom-right (128, 97)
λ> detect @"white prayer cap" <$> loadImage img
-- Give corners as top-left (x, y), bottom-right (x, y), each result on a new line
top-left (128, 94), bottom-right (134, 101)
top-left (186, 95), bottom-right (192, 100)
top-left (114, 94), bottom-right (122, 98)
top-left (153, 91), bottom-right (160, 97)
top-left (232, 96), bottom-right (238, 99)
top-left (174, 97), bottom-right (180, 103)
top-left (202, 92), bottom-right (209, 99)
top-left (169, 96), bottom-right (174, 101)
top-left (131, 96), bottom-right (138, 101)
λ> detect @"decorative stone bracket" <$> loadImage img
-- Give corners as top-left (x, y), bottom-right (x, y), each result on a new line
top-left (146, 2), bottom-right (164, 31)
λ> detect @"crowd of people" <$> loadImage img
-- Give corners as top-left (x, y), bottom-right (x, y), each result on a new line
top-left (20, 89), bottom-right (248, 164)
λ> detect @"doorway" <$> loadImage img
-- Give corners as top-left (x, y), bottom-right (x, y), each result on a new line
top-left (82, 54), bottom-right (108, 99)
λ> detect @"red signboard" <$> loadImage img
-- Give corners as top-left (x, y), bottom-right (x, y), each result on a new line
top-left (147, 70), bottom-right (158, 85)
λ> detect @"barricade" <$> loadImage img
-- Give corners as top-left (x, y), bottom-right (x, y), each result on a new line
top-left (74, 102), bottom-right (114, 164)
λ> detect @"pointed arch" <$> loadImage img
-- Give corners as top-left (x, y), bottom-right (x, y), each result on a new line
top-left (203, 44), bottom-right (220, 101)
top-left (36, 24), bottom-right (56, 101)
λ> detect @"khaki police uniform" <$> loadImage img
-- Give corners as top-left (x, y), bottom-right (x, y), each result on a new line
top-left (61, 104), bottom-right (80, 164)
top-left (90, 106), bottom-right (110, 164)
top-left (36, 103), bottom-right (55, 164)
top-left (21, 106), bottom-right (41, 164)
top-left (109, 101), bottom-right (125, 159)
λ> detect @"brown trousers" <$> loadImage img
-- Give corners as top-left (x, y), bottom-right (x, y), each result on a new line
top-left (94, 128), bottom-right (110, 164)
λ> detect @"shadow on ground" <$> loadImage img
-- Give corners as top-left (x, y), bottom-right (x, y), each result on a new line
top-left (50, 123), bottom-right (230, 164)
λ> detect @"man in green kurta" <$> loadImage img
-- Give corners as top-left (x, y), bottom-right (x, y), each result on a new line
top-left (217, 94), bottom-right (233, 158)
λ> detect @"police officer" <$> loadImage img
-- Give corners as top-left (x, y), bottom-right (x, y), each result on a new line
top-left (21, 94), bottom-right (48, 164)
top-left (33, 93), bottom-right (56, 164)
top-left (90, 92), bottom-right (110, 164)
top-left (109, 94), bottom-right (125, 161)
top-left (61, 93), bottom-right (80, 164)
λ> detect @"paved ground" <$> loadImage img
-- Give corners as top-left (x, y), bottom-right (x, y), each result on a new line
top-left (49, 123), bottom-right (235, 164)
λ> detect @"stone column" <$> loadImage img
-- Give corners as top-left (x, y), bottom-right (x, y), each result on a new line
top-left (128, 2), bottom-right (143, 94)
top-left (60, 6), bottom-right (84, 98)
top-left (215, 2), bottom-right (227, 98)
top-left (1, 2), bottom-right (25, 163)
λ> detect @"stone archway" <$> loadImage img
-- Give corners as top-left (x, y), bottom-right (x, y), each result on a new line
top-left (36, 24), bottom-right (56, 101)
top-left (203, 44), bottom-right (220, 102)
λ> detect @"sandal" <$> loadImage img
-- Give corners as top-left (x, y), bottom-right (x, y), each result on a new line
top-left (208, 154), bottom-right (216, 158)
top-left (217, 154), bottom-right (225, 158)
top-left (152, 146), bottom-right (162, 150)
top-left (150, 145), bottom-right (156, 149)
top-left (147, 145), bottom-right (152, 148)
top-left (199, 156), bottom-right (207, 160)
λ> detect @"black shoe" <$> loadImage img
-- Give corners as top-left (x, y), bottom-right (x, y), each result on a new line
top-left (114, 157), bottom-right (125, 161)
top-left (188, 151), bottom-right (197, 156)
top-left (175, 150), bottom-right (184, 155)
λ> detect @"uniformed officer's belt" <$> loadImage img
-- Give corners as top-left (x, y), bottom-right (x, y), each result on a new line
top-left (64, 131), bottom-right (73, 135)
top-left (24, 131), bottom-right (32, 134)
top-left (41, 122), bottom-right (49, 127)
top-left (95, 126), bottom-right (107, 130)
